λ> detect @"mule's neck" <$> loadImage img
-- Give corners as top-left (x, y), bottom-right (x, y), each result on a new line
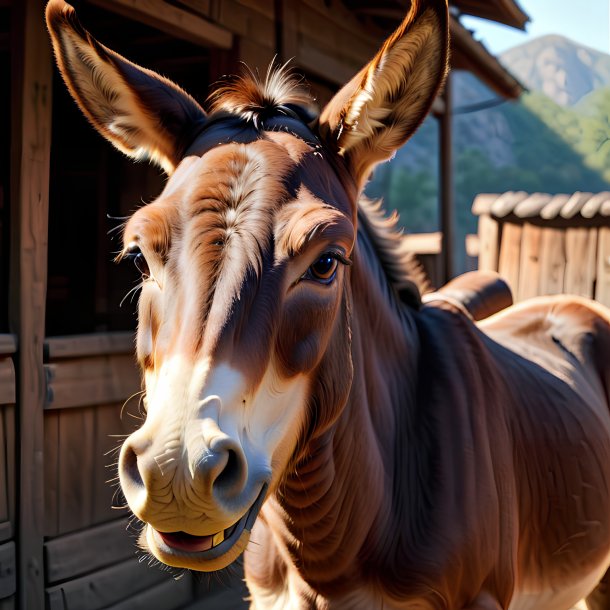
top-left (247, 225), bottom-right (422, 604)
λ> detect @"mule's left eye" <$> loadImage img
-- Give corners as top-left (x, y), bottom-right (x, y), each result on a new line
top-left (125, 243), bottom-right (150, 278)
top-left (304, 253), bottom-right (339, 284)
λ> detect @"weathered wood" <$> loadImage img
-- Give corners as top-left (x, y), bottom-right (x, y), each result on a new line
top-left (3, 407), bottom-right (14, 531)
top-left (45, 332), bottom-right (135, 360)
top-left (105, 577), bottom-right (194, 610)
top-left (565, 227), bottom-right (598, 298)
top-left (401, 232), bottom-right (442, 255)
top-left (280, 0), bottom-right (298, 61)
top-left (297, 39), bottom-right (358, 85)
top-left (45, 556), bottom-right (177, 610)
top-left (57, 408), bottom-right (95, 535)
top-left (490, 191), bottom-right (528, 218)
top-left (560, 191), bottom-right (592, 219)
top-left (0, 338), bottom-right (15, 357)
top-left (538, 228), bottom-right (566, 296)
top-left (45, 354), bottom-right (140, 410)
top-left (596, 226), bottom-right (610, 307)
top-left (237, 0), bottom-right (274, 20)
top-left (0, 361), bottom-right (14, 406)
top-left (581, 192), bottom-right (610, 218)
top-left (0, 524), bottom-right (12, 545)
top-left (92, 403), bottom-right (137, 525)
top-left (471, 193), bottom-right (499, 217)
top-left (43, 411), bottom-right (59, 537)
top-left (88, 0), bottom-right (232, 49)
top-left (239, 38), bottom-right (276, 72)
top-left (497, 222), bottom-right (522, 296)
top-left (513, 193), bottom-right (552, 218)
top-left (0, 409), bottom-right (8, 525)
top-left (539, 194), bottom-right (571, 220)
top-left (45, 518), bottom-right (134, 584)
top-left (0, 542), bottom-right (15, 600)
top-left (517, 223), bottom-right (542, 301)
top-left (298, 2), bottom-right (376, 66)
top-left (9, 0), bottom-right (53, 605)
top-left (172, 0), bottom-right (211, 18)
top-left (477, 214), bottom-right (499, 271)
top-left (216, 0), bottom-right (274, 48)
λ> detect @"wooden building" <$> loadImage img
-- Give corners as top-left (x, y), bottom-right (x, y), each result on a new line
top-left (473, 191), bottom-right (610, 306)
top-left (0, 0), bottom-right (527, 608)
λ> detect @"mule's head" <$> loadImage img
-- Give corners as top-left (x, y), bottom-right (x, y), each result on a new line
top-left (46, 0), bottom-right (448, 572)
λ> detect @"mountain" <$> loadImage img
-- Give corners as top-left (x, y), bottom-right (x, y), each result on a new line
top-left (366, 35), bottom-right (610, 273)
top-left (499, 35), bottom-right (610, 106)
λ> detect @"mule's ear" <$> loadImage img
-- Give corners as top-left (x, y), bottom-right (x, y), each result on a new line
top-left (319, 0), bottom-right (449, 190)
top-left (45, 0), bottom-right (207, 174)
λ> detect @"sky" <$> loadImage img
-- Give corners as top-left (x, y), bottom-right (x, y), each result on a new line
top-left (460, 0), bottom-right (610, 56)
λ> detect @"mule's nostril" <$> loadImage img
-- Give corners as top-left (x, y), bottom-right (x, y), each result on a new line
top-left (121, 441), bottom-right (144, 489)
top-left (215, 448), bottom-right (240, 489)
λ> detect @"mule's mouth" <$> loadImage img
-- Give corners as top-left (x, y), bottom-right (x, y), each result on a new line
top-left (146, 483), bottom-right (268, 571)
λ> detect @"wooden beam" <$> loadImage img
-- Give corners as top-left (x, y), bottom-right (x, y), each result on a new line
top-left (439, 70), bottom-right (454, 282)
top-left (9, 0), bottom-right (53, 606)
top-left (87, 0), bottom-right (233, 49)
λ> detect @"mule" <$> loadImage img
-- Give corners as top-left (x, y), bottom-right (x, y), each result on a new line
top-left (46, 0), bottom-right (610, 608)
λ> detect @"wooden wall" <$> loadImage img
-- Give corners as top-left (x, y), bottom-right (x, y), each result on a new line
top-left (477, 214), bottom-right (610, 306)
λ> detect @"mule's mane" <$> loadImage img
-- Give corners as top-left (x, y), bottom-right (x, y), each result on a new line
top-left (206, 64), bottom-right (430, 306)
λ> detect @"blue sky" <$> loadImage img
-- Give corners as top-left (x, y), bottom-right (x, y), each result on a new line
top-left (461, 0), bottom-right (610, 55)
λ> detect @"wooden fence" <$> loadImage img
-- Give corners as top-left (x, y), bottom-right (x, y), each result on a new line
top-left (473, 191), bottom-right (610, 307)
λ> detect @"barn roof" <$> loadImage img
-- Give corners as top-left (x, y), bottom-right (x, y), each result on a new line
top-left (472, 191), bottom-right (610, 220)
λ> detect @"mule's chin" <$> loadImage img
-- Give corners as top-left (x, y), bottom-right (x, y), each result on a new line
top-left (141, 483), bottom-right (268, 572)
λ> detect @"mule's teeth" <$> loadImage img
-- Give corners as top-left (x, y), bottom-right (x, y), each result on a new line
top-left (212, 531), bottom-right (224, 547)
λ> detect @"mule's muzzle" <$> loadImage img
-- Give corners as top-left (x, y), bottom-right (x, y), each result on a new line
top-left (147, 483), bottom-right (268, 571)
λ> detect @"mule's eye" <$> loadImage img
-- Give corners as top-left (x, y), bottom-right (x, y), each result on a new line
top-left (304, 253), bottom-right (339, 284)
top-left (125, 243), bottom-right (150, 278)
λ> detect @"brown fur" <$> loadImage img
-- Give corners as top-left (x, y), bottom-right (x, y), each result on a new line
top-left (47, 1), bottom-right (610, 608)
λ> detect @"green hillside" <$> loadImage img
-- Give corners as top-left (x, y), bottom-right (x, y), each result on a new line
top-left (366, 85), bottom-right (610, 269)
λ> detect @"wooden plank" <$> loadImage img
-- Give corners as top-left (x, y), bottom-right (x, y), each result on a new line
top-left (45, 332), bottom-right (135, 360)
top-left (92, 403), bottom-right (137, 525)
top-left (45, 354), bottom-right (140, 410)
top-left (3, 407), bottom-right (14, 530)
top-left (45, 556), bottom-right (175, 610)
top-left (239, 38), bottom-right (275, 72)
top-left (560, 191), bottom-right (592, 219)
top-left (0, 409), bottom-right (8, 525)
top-left (45, 518), bottom-right (134, 584)
top-left (538, 228), bottom-right (566, 296)
top-left (490, 191), bottom-right (528, 218)
top-left (9, 0), bottom-right (54, 605)
top-left (0, 542), bottom-right (16, 600)
top-left (497, 222), bottom-right (522, 297)
top-left (0, 338), bottom-right (15, 357)
top-left (281, 0), bottom-right (298, 61)
top-left (0, 361), bottom-right (14, 406)
top-left (400, 232), bottom-right (442, 255)
top-left (471, 193), bottom-right (499, 217)
top-left (172, 0), bottom-right (211, 18)
top-left (297, 39), bottom-right (359, 87)
top-left (517, 223), bottom-right (543, 301)
top-left (237, 0), bottom-right (273, 20)
top-left (565, 226), bottom-right (598, 298)
top-left (105, 576), bottom-right (193, 610)
top-left (88, 0), bottom-right (233, 49)
top-left (297, 2), bottom-right (376, 66)
top-left (596, 226), bottom-right (610, 308)
top-left (216, 0), bottom-right (274, 48)
top-left (58, 408), bottom-right (95, 535)
top-left (477, 214), bottom-right (499, 271)
top-left (0, 524), bottom-right (12, 545)
top-left (43, 411), bottom-right (60, 538)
